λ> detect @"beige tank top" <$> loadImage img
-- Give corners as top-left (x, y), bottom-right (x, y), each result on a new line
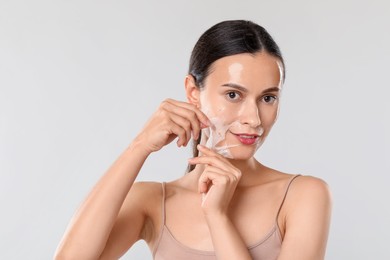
top-left (153, 175), bottom-right (300, 260)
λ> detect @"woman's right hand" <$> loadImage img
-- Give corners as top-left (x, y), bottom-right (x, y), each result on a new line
top-left (135, 98), bottom-right (210, 154)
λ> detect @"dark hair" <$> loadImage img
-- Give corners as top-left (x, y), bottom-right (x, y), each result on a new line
top-left (187, 20), bottom-right (285, 172)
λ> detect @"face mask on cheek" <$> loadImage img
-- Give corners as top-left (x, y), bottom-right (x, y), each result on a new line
top-left (199, 92), bottom-right (264, 159)
top-left (201, 117), bottom-right (240, 158)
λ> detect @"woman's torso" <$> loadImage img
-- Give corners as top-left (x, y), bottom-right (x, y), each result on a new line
top-left (147, 171), bottom-right (301, 260)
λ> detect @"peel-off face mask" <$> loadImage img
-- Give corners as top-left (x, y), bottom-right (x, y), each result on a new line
top-left (200, 94), bottom-right (265, 159)
top-left (201, 117), bottom-right (243, 158)
top-left (199, 58), bottom-right (284, 159)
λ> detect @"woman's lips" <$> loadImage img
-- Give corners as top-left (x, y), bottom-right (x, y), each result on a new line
top-left (233, 133), bottom-right (260, 145)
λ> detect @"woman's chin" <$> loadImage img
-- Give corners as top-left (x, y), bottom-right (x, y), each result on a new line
top-left (215, 144), bottom-right (259, 160)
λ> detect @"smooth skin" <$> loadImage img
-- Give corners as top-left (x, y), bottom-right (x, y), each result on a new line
top-left (55, 52), bottom-right (332, 260)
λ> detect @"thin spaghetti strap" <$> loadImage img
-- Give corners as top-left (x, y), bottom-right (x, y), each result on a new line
top-left (161, 182), bottom-right (166, 225)
top-left (152, 182), bottom-right (167, 257)
top-left (275, 174), bottom-right (301, 222)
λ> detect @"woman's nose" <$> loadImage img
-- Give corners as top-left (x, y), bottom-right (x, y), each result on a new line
top-left (239, 101), bottom-right (261, 128)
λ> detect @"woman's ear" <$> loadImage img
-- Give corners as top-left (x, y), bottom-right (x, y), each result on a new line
top-left (185, 75), bottom-right (200, 107)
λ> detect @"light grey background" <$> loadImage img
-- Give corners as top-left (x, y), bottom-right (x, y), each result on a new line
top-left (1, 0), bottom-right (389, 259)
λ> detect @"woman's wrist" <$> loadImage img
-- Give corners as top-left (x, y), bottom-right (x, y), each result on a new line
top-left (127, 135), bottom-right (153, 158)
top-left (204, 210), bottom-right (230, 226)
top-left (204, 211), bottom-right (252, 260)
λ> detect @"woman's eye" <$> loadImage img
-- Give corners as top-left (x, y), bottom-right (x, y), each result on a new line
top-left (226, 91), bottom-right (240, 101)
top-left (262, 95), bottom-right (277, 104)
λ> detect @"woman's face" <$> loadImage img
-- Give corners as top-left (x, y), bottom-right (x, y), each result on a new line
top-left (199, 52), bottom-right (283, 160)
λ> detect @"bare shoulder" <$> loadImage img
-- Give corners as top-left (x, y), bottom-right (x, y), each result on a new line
top-left (290, 175), bottom-right (332, 202)
top-left (131, 181), bottom-right (163, 196)
top-left (259, 164), bottom-right (331, 202)
top-left (281, 174), bottom-right (332, 229)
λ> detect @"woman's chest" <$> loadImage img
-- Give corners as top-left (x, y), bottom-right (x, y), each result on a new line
top-left (163, 188), bottom-right (282, 251)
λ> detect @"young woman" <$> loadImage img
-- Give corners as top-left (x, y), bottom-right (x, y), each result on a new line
top-left (55, 20), bottom-right (332, 260)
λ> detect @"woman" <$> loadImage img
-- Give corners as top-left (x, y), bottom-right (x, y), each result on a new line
top-left (55, 20), bottom-right (332, 260)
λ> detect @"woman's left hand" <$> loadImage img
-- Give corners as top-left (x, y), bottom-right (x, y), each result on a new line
top-left (188, 144), bottom-right (242, 217)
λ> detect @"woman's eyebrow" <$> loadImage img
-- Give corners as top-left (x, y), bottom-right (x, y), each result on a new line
top-left (221, 83), bottom-right (280, 94)
top-left (221, 83), bottom-right (248, 93)
top-left (261, 87), bottom-right (281, 94)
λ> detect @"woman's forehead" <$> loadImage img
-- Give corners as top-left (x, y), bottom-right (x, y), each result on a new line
top-left (205, 52), bottom-right (282, 89)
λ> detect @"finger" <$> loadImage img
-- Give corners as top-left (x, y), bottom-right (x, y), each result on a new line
top-left (168, 120), bottom-right (188, 147)
top-left (189, 145), bottom-right (233, 169)
top-left (204, 166), bottom-right (238, 182)
top-left (190, 151), bottom-right (241, 179)
top-left (165, 99), bottom-right (209, 124)
top-left (198, 169), bottom-right (238, 194)
top-left (165, 99), bottom-right (210, 127)
top-left (198, 170), bottom-right (224, 193)
top-left (197, 144), bottom-right (227, 159)
top-left (189, 156), bottom-right (231, 172)
top-left (162, 100), bottom-right (203, 140)
top-left (169, 113), bottom-right (192, 146)
top-left (205, 166), bottom-right (240, 188)
top-left (165, 101), bottom-right (205, 140)
top-left (171, 109), bottom-right (200, 141)
top-left (197, 145), bottom-right (240, 176)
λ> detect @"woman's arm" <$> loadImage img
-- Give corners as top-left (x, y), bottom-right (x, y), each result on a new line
top-left (189, 145), bottom-right (252, 260)
top-left (277, 176), bottom-right (332, 260)
top-left (54, 99), bottom-right (209, 259)
top-left (54, 140), bottom-right (150, 260)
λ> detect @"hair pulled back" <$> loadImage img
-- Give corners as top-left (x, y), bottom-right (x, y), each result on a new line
top-left (187, 20), bottom-right (284, 172)
top-left (189, 20), bottom-right (285, 87)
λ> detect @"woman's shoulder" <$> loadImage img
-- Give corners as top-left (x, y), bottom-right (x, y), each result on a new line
top-left (130, 180), bottom-right (197, 204)
top-left (130, 181), bottom-right (163, 198)
top-left (132, 174), bottom-right (198, 200)
top-left (271, 172), bottom-right (332, 240)
top-left (278, 173), bottom-right (332, 218)
top-left (262, 165), bottom-right (330, 195)
top-left (288, 174), bottom-right (331, 199)
top-left (261, 167), bottom-right (332, 209)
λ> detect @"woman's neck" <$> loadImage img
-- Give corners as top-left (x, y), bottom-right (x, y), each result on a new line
top-left (189, 156), bottom-right (264, 188)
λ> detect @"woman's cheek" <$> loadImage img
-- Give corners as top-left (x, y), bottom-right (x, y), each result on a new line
top-left (202, 97), bottom-right (239, 123)
top-left (260, 104), bottom-right (279, 125)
